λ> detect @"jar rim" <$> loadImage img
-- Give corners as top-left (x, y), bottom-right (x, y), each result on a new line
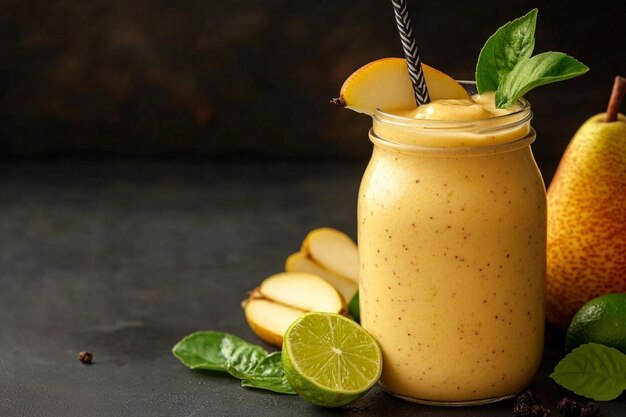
top-left (369, 126), bottom-right (536, 156)
top-left (370, 80), bottom-right (534, 155)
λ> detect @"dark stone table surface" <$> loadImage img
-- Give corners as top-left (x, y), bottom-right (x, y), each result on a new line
top-left (1, 159), bottom-right (624, 416)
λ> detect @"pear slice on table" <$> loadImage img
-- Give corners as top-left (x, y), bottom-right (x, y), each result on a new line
top-left (301, 228), bottom-right (359, 283)
top-left (335, 57), bottom-right (471, 115)
top-left (259, 271), bottom-right (344, 312)
top-left (285, 252), bottom-right (358, 301)
top-left (244, 299), bottom-right (305, 348)
top-left (243, 272), bottom-right (344, 347)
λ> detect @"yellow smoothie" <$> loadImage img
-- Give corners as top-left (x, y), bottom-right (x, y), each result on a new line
top-left (358, 91), bottom-right (546, 404)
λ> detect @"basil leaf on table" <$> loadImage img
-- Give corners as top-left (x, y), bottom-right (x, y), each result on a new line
top-left (476, 8), bottom-right (538, 93)
top-left (229, 352), bottom-right (296, 395)
top-left (173, 331), bottom-right (295, 394)
top-left (495, 52), bottom-right (589, 108)
top-left (549, 343), bottom-right (626, 401)
top-left (172, 331), bottom-right (267, 373)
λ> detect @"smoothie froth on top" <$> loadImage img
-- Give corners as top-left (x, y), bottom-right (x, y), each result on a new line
top-left (374, 92), bottom-right (530, 148)
top-left (397, 92), bottom-right (519, 121)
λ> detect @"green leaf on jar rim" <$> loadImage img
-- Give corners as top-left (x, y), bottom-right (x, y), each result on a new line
top-left (475, 8), bottom-right (538, 93)
top-left (495, 52), bottom-right (589, 108)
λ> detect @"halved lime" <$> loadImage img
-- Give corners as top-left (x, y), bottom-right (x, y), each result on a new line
top-left (282, 312), bottom-right (382, 407)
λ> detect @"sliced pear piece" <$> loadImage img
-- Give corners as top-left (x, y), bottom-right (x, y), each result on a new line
top-left (285, 252), bottom-right (358, 301)
top-left (244, 299), bottom-right (304, 347)
top-left (336, 57), bottom-right (471, 115)
top-left (243, 272), bottom-right (345, 346)
top-left (259, 272), bottom-right (344, 313)
top-left (301, 228), bottom-right (359, 283)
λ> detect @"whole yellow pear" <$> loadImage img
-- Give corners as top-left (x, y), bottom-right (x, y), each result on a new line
top-left (547, 110), bottom-right (626, 329)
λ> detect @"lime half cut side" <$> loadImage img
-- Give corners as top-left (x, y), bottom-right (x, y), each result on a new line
top-left (282, 312), bottom-right (383, 407)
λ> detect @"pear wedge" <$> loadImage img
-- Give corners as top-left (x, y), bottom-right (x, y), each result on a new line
top-left (285, 252), bottom-right (358, 301)
top-left (335, 57), bottom-right (470, 115)
top-left (259, 272), bottom-right (344, 313)
top-left (244, 299), bottom-right (304, 347)
top-left (243, 272), bottom-right (344, 346)
top-left (301, 228), bottom-right (359, 283)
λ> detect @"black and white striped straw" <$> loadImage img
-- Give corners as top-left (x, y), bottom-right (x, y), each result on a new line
top-left (391, 0), bottom-right (430, 105)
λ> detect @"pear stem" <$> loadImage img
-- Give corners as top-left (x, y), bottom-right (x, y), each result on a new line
top-left (605, 76), bottom-right (626, 122)
top-left (330, 97), bottom-right (346, 107)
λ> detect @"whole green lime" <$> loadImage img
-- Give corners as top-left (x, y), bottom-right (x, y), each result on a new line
top-left (566, 293), bottom-right (626, 353)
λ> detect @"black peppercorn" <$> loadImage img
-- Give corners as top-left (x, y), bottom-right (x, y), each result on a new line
top-left (516, 389), bottom-right (540, 406)
top-left (514, 402), bottom-right (532, 417)
top-left (580, 402), bottom-right (600, 417)
top-left (530, 404), bottom-right (551, 417)
top-left (78, 351), bottom-right (93, 364)
top-left (557, 397), bottom-right (581, 417)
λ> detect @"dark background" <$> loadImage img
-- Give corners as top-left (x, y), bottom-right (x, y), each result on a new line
top-left (1, 2), bottom-right (625, 416)
top-left (1, 0), bottom-right (624, 162)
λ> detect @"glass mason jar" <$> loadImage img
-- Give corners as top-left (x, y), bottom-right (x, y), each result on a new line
top-left (358, 84), bottom-right (546, 406)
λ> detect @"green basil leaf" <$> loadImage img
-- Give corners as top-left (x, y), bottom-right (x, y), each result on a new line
top-left (495, 52), bottom-right (589, 108)
top-left (228, 352), bottom-right (296, 395)
top-left (549, 343), bottom-right (626, 401)
top-left (244, 351), bottom-right (285, 378)
top-left (476, 8), bottom-right (538, 93)
top-left (349, 291), bottom-right (360, 323)
top-left (241, 376), bottom-right (294, 395)
top-left (172, 331), bottom-right (268, 373)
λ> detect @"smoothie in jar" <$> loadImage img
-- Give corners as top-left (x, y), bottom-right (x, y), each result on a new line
top-left (358, 88), bottom-right (546, 404)
top-left (332, 8), bottom-right (587, 406)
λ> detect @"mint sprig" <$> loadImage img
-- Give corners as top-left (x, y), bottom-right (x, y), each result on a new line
top-left (495, 52), bottom-right (589, 108)
top-left (172, 331), bottom-right (296, 394)
top-left (549, 343), bottom-right (626, 401)
top-left (476, 8), bottom-right (537, 93)
top-left (476, 9), bottom-right (589, 108)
